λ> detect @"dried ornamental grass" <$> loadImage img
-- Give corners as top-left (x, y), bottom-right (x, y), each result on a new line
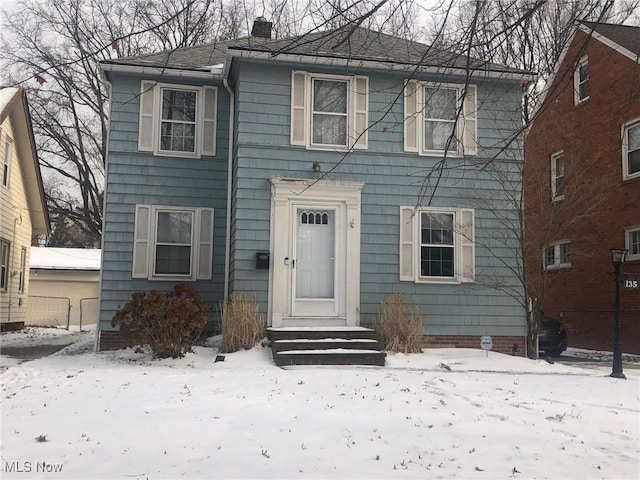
top-left (374, 293), bottom-right (424, 353)
top-left (219, 292), bottom-right (265, 353)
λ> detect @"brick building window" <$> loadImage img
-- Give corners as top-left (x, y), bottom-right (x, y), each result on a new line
top-left (544, 241), bottom-right (571, 270)
top-left (574, 56), bottom-right (589, 105)
top-left (622, 119), bottom-right (640, 180)
top-left (626, 227), bottom-right (640, 261)
top-left (550, 151), bottom-right (565, 201)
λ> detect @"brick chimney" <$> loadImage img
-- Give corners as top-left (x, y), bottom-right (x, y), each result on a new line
top-left (251, 17), bottom-right (272, 39)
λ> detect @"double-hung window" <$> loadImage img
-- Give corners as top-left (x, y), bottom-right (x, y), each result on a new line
top-left (138, 81), bottom-right (217, 158)
top-left (551, 151), bottom-right (565, 201)
top-left (291, 71), bottom-right (368, 150)
top-left (626, 227), bottom-right (640, 261)
top-left (622, 119), bottom-right (640, 180)
top-left (311, 78), bottom-right (348, 147)
top-left (0, 239), bottom-right (10, 291)
top-left (574, 56), bottom-right (589, 105)
top-left (132, 205), bottom-right (214, 281)
top-left (543, 241), bottom-right (571, 270)
top-left (399, 206), bottom-right (475, 283)
top-left (160, 89), bottom-right (197, 153)
top-left (404, 81), bottom-right (477, 156)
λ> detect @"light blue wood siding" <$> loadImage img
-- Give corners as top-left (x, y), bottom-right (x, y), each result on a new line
top-left (99, 73), bottom-right (229, 331)
top-left (230, 60), bottom-right (526, 337)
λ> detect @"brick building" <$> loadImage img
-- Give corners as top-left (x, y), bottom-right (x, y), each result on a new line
top-left (525, 22), bottom-right (640, 354)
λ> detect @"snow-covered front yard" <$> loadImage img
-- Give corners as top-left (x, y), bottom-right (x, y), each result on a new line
top-left (1, 327), bottom-right (639, 479)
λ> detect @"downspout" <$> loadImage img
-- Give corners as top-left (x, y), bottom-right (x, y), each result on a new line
top-left (221, 63), bottom-right (234, 302)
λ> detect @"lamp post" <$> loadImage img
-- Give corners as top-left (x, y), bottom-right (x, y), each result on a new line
top-left (610, 248), bottom-right (628, 379)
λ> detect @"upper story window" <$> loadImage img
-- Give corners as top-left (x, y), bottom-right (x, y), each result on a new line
top-left (312, 79), bottom-right (348, 147)
top-left (132, 204), bottom-right (214, 281)
top-left (544, 240), bottom-right (571, 270)
top-left (551, 151), bottom-right (565, 201)
top-left (399, 206), bottom-right (475, 284)
top-left (291, 71), bottom-right (368, 151)
top-left (622, 119), bottom-right (640, 180)
top-left (404, 81), bottom-right (477, 157)
top-left (160, 89), bottom-right (197, 153)
top-left (574, 56), bottom-right (589, 105)
top-left (626, 227), bottom-right (640, 261)
top-left (138, 81), bottom-right (217, 158)
top-left (2, 136), bottom-right (12, 188)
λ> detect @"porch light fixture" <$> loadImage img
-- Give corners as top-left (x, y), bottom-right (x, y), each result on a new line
top-left (312, 162), bottom-right (321, 172)
top-left (610, 248), bottom-right (628, 379)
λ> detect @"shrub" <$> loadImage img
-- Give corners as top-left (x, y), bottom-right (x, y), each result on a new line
top-left (219, 292), bottom-right (264, 353)
top-left (111, 283), bottom-right (211, 359)
top-left (374, 293), bottom-right (424, 353)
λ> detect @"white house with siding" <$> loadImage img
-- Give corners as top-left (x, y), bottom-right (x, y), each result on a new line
top-left (0, 87), bottom-right (50, 330)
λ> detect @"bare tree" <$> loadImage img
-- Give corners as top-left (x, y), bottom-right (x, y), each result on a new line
top-left (0, 0), bottom-right (246, 246)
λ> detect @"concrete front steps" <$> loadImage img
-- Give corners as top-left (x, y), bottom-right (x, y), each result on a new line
top-left (267, 327), bottom-right (386, 367)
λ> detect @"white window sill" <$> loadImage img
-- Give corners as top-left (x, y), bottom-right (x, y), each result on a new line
top-left (544, 264), bottom-right (571, 271)
top-left (415, 277), bottom-right (460, 285)
top-left (148, 275), bottom-right (197, 282)
top-left (574, 96), bottom-right (589, 106)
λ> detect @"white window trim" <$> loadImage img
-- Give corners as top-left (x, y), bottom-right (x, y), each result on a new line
top-left (399, 206), bottom-right (475, 284)
top-left (404, 81), bottom-right (477, 157)
top-left (622, 118), bottom-right (640, 181)
top-left (550, 150), bottom-right (565, 202)
top-left (132, 204), bottom-right (214, 281)
top-left (625, 226), bottom-right (640, 261)
top-left (2, 136), bottom-right (12, 189)
top-left (543, 240), bottom-right (571, 270)
top-left (574, 56), bottom-right (589, 105)
top-left (290, 71), bottom-right (368, 151)
top-left (138, 81), bottom-right (217, 159)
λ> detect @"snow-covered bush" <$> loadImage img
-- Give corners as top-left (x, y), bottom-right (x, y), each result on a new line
top-left (374, 293), bottom-right (424, 353)
top-left (111, 284), bottom-right (211, 358)
top-left (219, 292), bottom-right (264, 353)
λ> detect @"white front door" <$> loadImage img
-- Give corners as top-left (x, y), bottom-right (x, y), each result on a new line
top-left (269, 178), bottom-right (363, 327)
top-left (292, 208), bottom-right (337, 316)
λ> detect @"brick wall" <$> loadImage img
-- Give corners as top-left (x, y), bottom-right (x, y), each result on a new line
top-left (422, 335), bottom-right (526, 357)
top-left (98, 331), bottom-right (137, 351)
top-left (524, 28), bottom-right (640, 354)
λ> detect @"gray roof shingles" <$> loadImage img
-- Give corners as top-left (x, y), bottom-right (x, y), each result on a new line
top-left (581, 21), bottom-right (640, 58)
top-left (102, 26), bottom-right (529, 75)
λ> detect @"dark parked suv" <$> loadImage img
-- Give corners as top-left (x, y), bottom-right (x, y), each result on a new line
top-left (538, 317), bottom-right (568, 356)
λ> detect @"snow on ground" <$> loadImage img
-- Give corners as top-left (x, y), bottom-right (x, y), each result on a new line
top-left (1, 329), bottom-right (639, 480)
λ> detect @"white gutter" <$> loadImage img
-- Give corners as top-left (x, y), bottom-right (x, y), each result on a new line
top-left (221, 64), bottom-right (234, 302)
top-left (226, 49), bottom-right (534, 82)
top-left (100, 63), bottom-right (223, 80)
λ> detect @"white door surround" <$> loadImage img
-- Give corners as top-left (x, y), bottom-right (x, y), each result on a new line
top-left (268, 178), bottom-right (363, 328)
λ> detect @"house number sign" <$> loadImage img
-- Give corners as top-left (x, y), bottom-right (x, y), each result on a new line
top-left (624, 279), bottom-right (639, 289)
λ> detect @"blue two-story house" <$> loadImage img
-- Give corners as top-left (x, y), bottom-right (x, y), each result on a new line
top-left (98, 21), bottom-right (530, 355)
